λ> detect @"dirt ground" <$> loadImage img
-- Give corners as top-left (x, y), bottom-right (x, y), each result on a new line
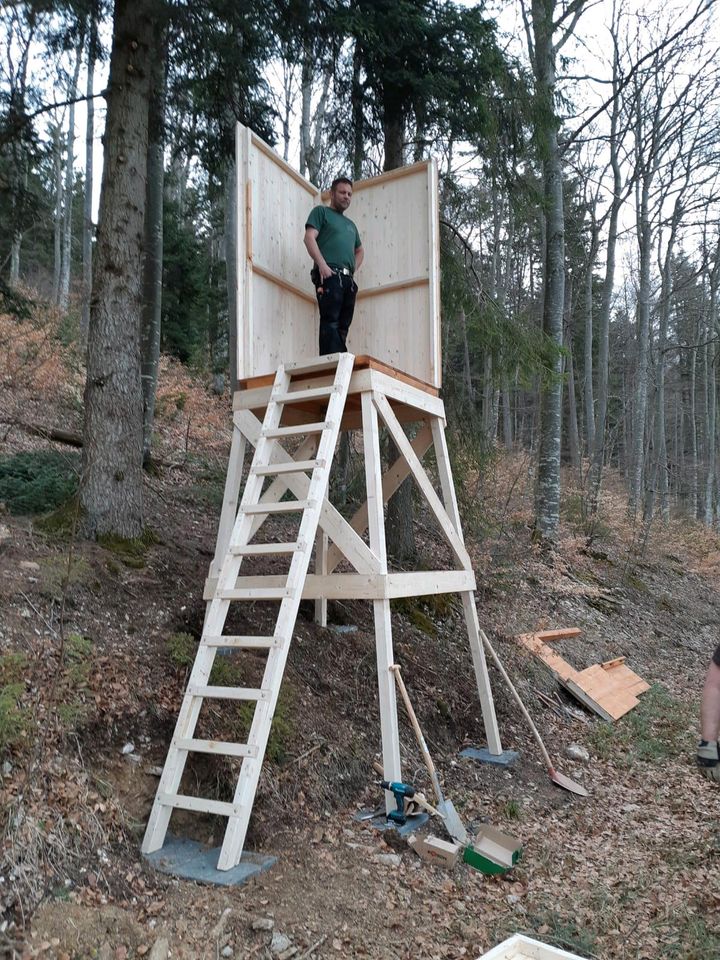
top-left (1, 333), bottom-right (720, 960)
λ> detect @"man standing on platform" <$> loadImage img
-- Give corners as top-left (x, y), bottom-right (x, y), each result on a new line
top-left (304, 176), bottom-right (364, 355)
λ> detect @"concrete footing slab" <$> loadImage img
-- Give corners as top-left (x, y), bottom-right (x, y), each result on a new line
top-left (460, 747), bottom-right (520, 768)
top-left (353, 809), bottom-right (430, 836)
top-left (143, 835), bottom-right (276, 886)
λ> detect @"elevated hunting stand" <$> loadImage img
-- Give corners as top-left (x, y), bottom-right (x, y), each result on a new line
top-left (142, 127), bottom-right (504, 873)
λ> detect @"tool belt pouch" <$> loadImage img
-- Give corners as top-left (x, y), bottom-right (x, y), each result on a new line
top-left (310, 265), bottom-right (320, 287)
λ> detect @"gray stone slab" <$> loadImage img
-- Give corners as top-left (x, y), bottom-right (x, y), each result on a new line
top-left (460, 747), bottom-right (520, 768)
top-left (143, 835), bottom-right (276, 886)
top-left (353, 809), bottom-right (429, 836)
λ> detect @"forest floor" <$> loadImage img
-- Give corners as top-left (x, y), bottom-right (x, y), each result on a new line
top-left (1, 306), bottom-right (720, 960)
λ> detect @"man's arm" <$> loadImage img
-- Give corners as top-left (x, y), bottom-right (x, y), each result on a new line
top-left (354, 245), bottom-right (364, 274)
top-left (304, 227), bottom-right (333, 280)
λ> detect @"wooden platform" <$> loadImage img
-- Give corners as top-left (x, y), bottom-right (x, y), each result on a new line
top-left (516, 628), bottom-right (650, 722)
top-left (234, 355), bottom-right (443, 430)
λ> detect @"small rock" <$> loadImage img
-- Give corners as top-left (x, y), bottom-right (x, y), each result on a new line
top-left (565, 743), bottom-right (590, 762)
top-left (251, 918), bottom-right (274, 932)
top-left (121, 742), bottom-right (135, 755)
top-left (149, 939), bottom-right (169, 960)
top-left (19, 561), bottom-right (40, 572)
top-left (375, 853), bottom-right (402, 868)
top-left (221, 947), bottom-right (233, 958)
top-left (147, 766), bottom-right (164, 777)
top-left (2, 761), bottom-right (12, 777)
top-left (506, 894), bottom-right (520, 906)
top-left (270, 932), bottom-right (292, 955)
top-left (0, 524), bottom-right (10, 544)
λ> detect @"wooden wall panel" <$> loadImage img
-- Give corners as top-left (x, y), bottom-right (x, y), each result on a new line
top-left (250, 273), bottom-right (317, 375)
top-left (235, 124), bottom-right (441, 386)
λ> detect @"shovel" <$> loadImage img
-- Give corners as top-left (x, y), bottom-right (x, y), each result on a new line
top-left (390, 664), bottom-right (468, 844)
top-left (478, 629), bottom-right (589, 797)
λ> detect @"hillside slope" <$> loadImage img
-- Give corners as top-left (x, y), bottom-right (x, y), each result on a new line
top-left (1, 311), bottom-right (719, 959)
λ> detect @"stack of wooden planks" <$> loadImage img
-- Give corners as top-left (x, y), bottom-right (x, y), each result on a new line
top-left (516, 628), bottom-right (650, 722)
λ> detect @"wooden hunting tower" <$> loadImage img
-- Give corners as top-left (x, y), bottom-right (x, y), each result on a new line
top-left (142, 125), bottom-right (503, 873)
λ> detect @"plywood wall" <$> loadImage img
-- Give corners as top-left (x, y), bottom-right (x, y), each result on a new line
top-left (235, 124), bottom-right (441, 386)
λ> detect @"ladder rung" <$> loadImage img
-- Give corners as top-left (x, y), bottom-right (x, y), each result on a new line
top-left (187, 685), bottom-right (271, 701)
top-left (229, 542), bottom-right (304, 556)
top-left (217, 587), bottom-right (294, 600)
top-left (158, 793), bottom-right (244, 818)
top-left (253, 459), bottom-right (323, 476)
top-left (263, 421), bottom-right (330, 438)
top-left (202, 635), bottom-right (282, 649)
top-left (174, 738), bottom-right (258, 758)
top-left (284, 354), bottom-right (343, 375)
top-left (242, 500), bottom-right (314, 515)
top-left (272, 385), bottom-right (336, 403)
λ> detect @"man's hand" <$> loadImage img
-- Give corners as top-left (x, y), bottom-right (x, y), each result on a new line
top-left (318, 263), bottom-right (334, 281)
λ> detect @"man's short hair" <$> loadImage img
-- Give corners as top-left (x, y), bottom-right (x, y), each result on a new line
top-left (331, 176), bottom-right (353, 191)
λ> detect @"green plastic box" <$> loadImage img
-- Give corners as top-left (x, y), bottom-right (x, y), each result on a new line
top-left (463, 824), bottom-right (522, 875)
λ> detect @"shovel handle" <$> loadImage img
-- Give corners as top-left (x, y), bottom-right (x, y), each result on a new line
top-left (478, 630), bottom-right (554, 771)
top-left (391, 664), bottom-right (444, 803)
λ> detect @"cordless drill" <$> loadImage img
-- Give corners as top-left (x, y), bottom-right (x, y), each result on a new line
top-left (380, 779), bottom-right (417, 825)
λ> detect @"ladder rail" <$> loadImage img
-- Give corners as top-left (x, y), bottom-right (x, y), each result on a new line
top-left (143, 354), bottom-right (356, 868)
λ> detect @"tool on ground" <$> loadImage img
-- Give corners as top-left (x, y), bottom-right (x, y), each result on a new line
top-left (380, 779), bottom-right (425, 825)
top-left (478, 629), bottom-right (589, 797)
top-left (372, 762), bottom-right (443, 820)
top-left (390, 664), bottom-right (468, 843)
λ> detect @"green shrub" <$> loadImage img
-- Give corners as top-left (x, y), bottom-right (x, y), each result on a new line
top-left (0, 682), bottom-right (28, 752)
top-left (166, 632), bottom-right (197, 668)
top-left (0, 451), bottom-right (80, 515)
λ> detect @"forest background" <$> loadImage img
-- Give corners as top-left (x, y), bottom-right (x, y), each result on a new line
top-left (3, 1), bottom-right (720, 956)
top-left (2, 0), bottom-right (720, 560)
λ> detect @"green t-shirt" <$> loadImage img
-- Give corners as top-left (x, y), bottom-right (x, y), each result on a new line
top-left (306, 205), bottom-right (362, 273)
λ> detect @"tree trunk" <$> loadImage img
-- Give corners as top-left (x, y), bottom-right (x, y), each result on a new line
top-left (80, 0), bottom-right (154, 539)
top-left (140, 20), bottom-right (167, 464)
top-left (52, 123), bottom-right (63, 303)
top-left (351, 38), bottom-right (364, 181)
top-left (531, 0), bottom-right (565, 541)
top-left (81, 6), bottom-right (98, 340)
top-left (299, 52), bottom-right (312, 179)
top-left (706, 247), bottom-right (720, 525)
top-left (583, 225), bottom-right (598, 458)
top-left (629, 175), bottom-right (652, 520)
top-left (564, 279), bottom-right (580, 472)
top-left (60, 34), bottom-right (84, 311)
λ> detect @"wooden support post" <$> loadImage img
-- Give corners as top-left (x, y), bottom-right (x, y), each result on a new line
top-left (361, 391), bottom-right (401, 806)
top-left (430, 418), bottom-right (502, 755)
top-left (209, 417), bottom-right (247, 579)
top-left (314, 530), bottom-right (328, 626)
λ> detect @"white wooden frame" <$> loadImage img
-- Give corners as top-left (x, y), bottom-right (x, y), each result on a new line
top-left (210, 371), bottom-right (503, 788)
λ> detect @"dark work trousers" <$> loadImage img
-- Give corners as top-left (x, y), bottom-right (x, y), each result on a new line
top-left (316, 272), bottom-right (357, 354)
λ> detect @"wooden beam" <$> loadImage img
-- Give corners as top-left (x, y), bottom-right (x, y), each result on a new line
top-left (358, 276), bottom-right (429, 301)
top-left (430, 418), bottom-right (502, 755)
top-left (325, 422), bottom-right (434, 574)
top-left (385, 570), bottom-right (476, 598)
top-left (234, 409), bottom-right (381, 575)
top-left (361, 390), bottom-right (402, 803)
top-left (252, 262), bottom-right (316, 305)
top-left (373, 393), bottom-right (471, 570)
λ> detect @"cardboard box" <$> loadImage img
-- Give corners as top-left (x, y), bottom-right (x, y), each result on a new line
top-left (477, 933), bottom-right (588, 959)
top-left (463, 825), bottom-right (522, 875)
top-left (408, 833), bottom-right (461, 868)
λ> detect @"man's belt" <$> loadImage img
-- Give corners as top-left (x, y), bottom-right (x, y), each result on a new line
top-left (328, 265), bottom-right (353, 276)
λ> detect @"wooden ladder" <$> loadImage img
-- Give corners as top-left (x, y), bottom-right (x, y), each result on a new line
top-left (142, 353), bottom-right (355, 870)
